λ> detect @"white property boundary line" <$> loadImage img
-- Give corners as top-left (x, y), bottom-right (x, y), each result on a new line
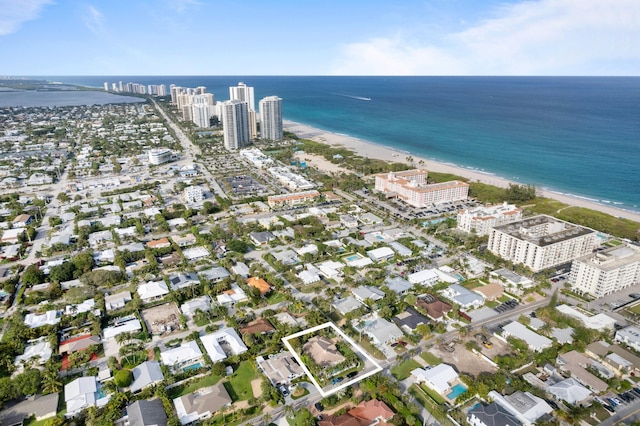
top-left (282, 322), bottom-right (383, 398)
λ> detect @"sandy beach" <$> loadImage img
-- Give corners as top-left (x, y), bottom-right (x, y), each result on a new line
top-left (284, 120), bottom-right (640, 223)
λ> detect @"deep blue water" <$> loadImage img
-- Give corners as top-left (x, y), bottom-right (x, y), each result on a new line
top-left (28, 76), bottom-right (640, 212)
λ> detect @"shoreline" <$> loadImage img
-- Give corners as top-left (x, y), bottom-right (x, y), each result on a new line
top-left (283, 119), bottom-right (640, 224)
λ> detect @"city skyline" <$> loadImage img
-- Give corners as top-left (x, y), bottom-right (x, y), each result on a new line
top-left (0, 0), bottom-right (638, 76)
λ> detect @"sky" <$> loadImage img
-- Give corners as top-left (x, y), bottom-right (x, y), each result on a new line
top-left (1, 0), bottom-right (639, 76)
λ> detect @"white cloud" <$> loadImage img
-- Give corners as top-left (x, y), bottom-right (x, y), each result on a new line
top-left (84, 5), bottom-right (105, 35)
top-left (0, 0), bottom-right (53, 36)
top-left (167, 0), bottom-right (201, 13)
top-left (332, 0), bottom-right (640, 75)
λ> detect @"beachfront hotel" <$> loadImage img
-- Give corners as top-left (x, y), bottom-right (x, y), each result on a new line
top-left (487, 215), bottom-right (597, 272)
top-left (259, 96), bottom-right (283, 141)
top-left (457, 202), bottom-right (523, 236)
top-left (374, 169), bottom-right (469, 207)
top-left (221, 100), bottom-right (250, 150)
top-left (569, 244), bottom-right (640, 298)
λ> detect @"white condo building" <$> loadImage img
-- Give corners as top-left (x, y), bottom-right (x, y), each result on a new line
top-left (148, 148), bottom-right (172, 165)
top-left (259, 96), bottom-right (283, 141)
top-left (569, 244), bottom-right (640, 298)
top-left (374, 169), bottom-right (469, 207)
top-left (230, 82), bottom-right (255, 111)
top-left (457, 202), bottom-right (523, 236)
top-left (221, 100), bottom-right (250, 150)
top-left (191, 103), bottom-right (210, 128)
top-left (487, 215), bottom-right (597, 272)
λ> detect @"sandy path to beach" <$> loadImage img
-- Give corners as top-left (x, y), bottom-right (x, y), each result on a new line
top-left (284, 120), bottom-right (640, 223)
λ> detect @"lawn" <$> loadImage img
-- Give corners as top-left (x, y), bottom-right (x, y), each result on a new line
top-left (225, 361), bottom-right (259, 401)
top-left (420, 383), bottom-right (446, 405)
top-left (420, 352), bottom-right (442, 366)
top-left (391, 359), bottom-right (421, 381)
top-left (409, 385), bottom-right (455, 426)
top-left (266, 292), bottom-right (288, 304)
top-left (627, 303), bottom-right (640, 315)
top-left (357, 337), bottom-right (385, 360)
top-left (168, 372), bottom-right (223, 399)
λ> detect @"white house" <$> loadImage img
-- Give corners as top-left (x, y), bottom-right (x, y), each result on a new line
top-left (502, 321), bottom-right (553, 352)
top-left (65, 376), bottom-right (110, 417)
top-left (367, 246), bottom-right (395, 263)
top-left (412, 364), bottom-right (460, 396)
top-left (407, 269), bottom-right (439, 286)
top-left (615, 326), bottom-right (640, 352)
top-left (200, 328), bottom-right (248, 363)
top-left (160, 341), bottom-right (204, 373)
top-left (137, 281), bottom-right (169, 303)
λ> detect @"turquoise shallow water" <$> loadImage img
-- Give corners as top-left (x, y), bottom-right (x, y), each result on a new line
top-left (22, 76), bottom-right (640, 212)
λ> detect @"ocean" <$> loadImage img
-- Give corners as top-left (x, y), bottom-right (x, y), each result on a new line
top-left (20, 76), bottom-right (640, 212)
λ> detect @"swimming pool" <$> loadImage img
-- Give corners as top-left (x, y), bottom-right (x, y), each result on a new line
top-left (183, 362), bottom-right (204, 372)
top-left (447, 383), bottom-right (467, 399)
top-left (345, 254), bottom-right (361, 262)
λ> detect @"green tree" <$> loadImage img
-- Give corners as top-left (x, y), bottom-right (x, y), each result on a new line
top-left (114, 369), bottom-right (133, 387)
top-left (22, 264), bottom-right (45, 286)
top-left (14, 368), bottom-right (42, 396)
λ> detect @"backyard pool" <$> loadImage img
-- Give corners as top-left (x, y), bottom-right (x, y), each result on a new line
top-left (183, 362), bottom-right (204, 372)
top-left (447, 383), bottom-right (467, 400)
top-left (344, 254), bottom-right (362, 262)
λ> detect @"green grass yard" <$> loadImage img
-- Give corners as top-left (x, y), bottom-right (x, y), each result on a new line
top-left (391, 359), bottom-right (421, 381)
top-left (225, 361), bottom-right (260, 401)
top-left (420, 352), bottom-right (442, 366)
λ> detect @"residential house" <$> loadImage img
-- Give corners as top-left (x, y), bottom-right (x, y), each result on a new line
top-left (415, 295), bottom-right (452, 321)
top-left (231, 262), bottom-right (250, 278)
top-left (65, 376), bottom-right (107, 417)
top-left (367, 247), bottom-right (395, 263)
top-left (59, 334), bottom-right (101, 355)
top-left (615, 326), bottom-right (640, 352)
top-left (182, 246), bottom-right (210, 262)
top-left (547, 378), bottom-right (592, 405)
top-left (173, 383), bottom-right (231, 425)
top-left (407, 269), bottom-right (439, 286)
top-left (303, 335), bottom-right (345, 367)
top-left (123, 399), bottom-right (168, 426)
top-left (216, 284), bottom-right (248, 305)
top-left (502, 322), bottom-right (553, 352)
top-left (249, 231), bottom-right (275, 246)
top-left (487, 390), bottom-right (553, 426)
top-left (473, 283), bottom-right (504, 301)
top-left (357, 316), bottom-right (404, 346)
top-left (137, 281), bottom-right (169, 304)
top-left (160, 341), bottom-right (203, 373)
top-left (12, 214), bottom-right (33, 228)
top-left (181, 296), bottom-right (212, 320)
top-left (384, 276), bottom-right (413, 295)
top-left (168, 273), bottom-right (200, 291)
top-left (146, 238), bottom-right (171, 250)
top-left (130, 361), bottom-right (164, 393)
top-left (348, 399), bottom-right (395, 425)
top-left (440, 284), bottom-right (484, 309)
top-left (200, 328), bottom-right (248, 363)
top-left (105, 291), bottom-right (132, 311)
top-left (24, 310), bottom-right (60, 328)
top-left (240, 318), bottom-right (276, 335)
top-left (0, 394), bottom-right (59, 425)
top-left (332, 296), bottom-right (362, 316)
top-left (412, 364), bottom-right (461, 396)
top-left (15, 338), bottom-right (52, 367)
top-left (200, 266), bottom-right (230, 282)
top-left (468, 402), bottom-right (523, 426)
top-left (257, 351), bottom-right (305, 386)
top-left (247, 276), bottom-right (271, 296)
top-left (352, 286), bottom-right (385, 304)
top-left (393, 308), bottom-right (429, 333)
top-left (171, 234), bottom-right (197, 247)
